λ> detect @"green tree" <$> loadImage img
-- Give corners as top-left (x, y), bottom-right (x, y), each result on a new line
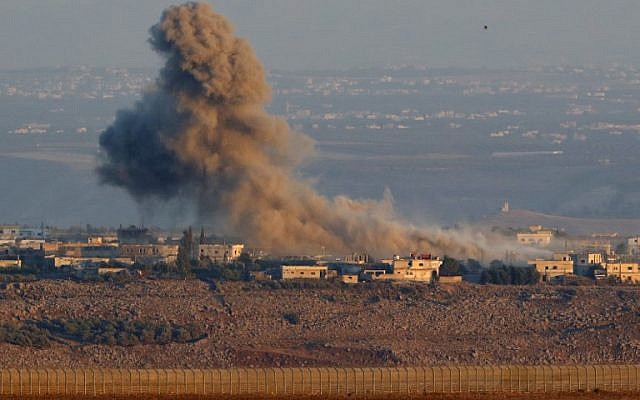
top-left (439, 256), bottom-right (463, 276)
top-left (176, 227), bottom-right (193, 275)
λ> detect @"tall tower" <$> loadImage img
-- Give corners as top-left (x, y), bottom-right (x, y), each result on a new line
top-left (501, 200), bottom-right (510, 213)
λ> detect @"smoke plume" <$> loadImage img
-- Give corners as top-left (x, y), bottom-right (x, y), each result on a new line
top-left (98, 2), bottom-right (488, 257)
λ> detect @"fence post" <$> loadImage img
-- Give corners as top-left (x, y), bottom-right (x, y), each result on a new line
top-left (260, 369), bottom-right (266, 395)
top-left (313, 368), bottom-right (318, 395)
top-left (270, 368), bottom-right (276, 395)
top-left (618, 365), bottom-right (623, 391)
top-left (139, 369), bottom-right (144, 395)
top-left (370, 368), bottom-right (375, 395)
top-left (8, 368), bottom-right (13, 396)
top-left (155, 369), bottom-right (161, 395)
top-left (183, 369), bottom-right (188, 395)
top-left (18, 368), bottom-right (23, 396)
top-left (37, 369), bottom-right (43, 396)
top-left (402, 367), bottom-right (408, 395)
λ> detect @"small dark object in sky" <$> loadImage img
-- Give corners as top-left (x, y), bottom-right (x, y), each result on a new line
top-left (484, 25), bottom-right (488, 30)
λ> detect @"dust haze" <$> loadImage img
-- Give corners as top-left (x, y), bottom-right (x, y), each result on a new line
top-left (98, 2), bottom-right (511, 259)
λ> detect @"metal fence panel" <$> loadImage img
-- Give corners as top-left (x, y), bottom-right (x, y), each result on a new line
top-left (1, 365), bottom-right (640, 395)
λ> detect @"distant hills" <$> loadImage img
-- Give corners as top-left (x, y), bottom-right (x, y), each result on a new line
top-left (481, 209), bottom-right (640, 236)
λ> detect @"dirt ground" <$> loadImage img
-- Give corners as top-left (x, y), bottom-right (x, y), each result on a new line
top-left (1, 280), bottom-right (640, 368)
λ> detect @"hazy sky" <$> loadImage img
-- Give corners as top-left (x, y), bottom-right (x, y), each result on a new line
top-left (1, 0), bottom-right (640, 71)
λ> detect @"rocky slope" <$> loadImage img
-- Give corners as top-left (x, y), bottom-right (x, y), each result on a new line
top-left (1, 279), bottom-right (639, 368)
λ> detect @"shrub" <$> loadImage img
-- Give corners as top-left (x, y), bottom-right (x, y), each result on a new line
top-left (0, 322), bottom-right (50, 348)
top-left (35, 318), bottom-right (207, 346)
top-left (480, 265), bottom-right (539, 285)
top-left (439, 256), bottom-right (463, 276)
top-left (283, 312), bottom-right (300, 325)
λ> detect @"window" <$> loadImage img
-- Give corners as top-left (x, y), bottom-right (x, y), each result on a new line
top-left (552, 266), bottom-right (557, 270)
top-left (310, 272), bottom-right (316, 275)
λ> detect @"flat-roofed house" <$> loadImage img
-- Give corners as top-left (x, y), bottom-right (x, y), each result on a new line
top-left (528, 259), bottom-right (574, 281)
top-left (199, 243), bottom-right (244, 263)
top-left (604, 261), bottom-right (640, 283)
top-left (517, 231), bottom-right (554, 247)
top-left (119, 244), bottom-right (179, 265)
top-left (387, 256), bottom-right (442, 282)
top-left (281, 265), bottom-right (328, 280)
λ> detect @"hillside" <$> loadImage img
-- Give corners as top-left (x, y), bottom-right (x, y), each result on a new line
top-left (1, 279), bottom-right (640, 368)
top-left (480, 209), bottom-right (640, 236)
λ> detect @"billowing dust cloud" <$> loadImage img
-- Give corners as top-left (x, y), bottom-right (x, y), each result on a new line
top-left (98, 2), bottom-right (489, 258)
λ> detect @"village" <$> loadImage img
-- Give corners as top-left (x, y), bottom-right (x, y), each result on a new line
top-left (1, 221), bottom-right (639, 286)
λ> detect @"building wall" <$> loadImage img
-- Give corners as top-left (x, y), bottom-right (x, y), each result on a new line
top-left (340, 274), bottom-right (359, 284)
top-left (0, 259), bottom-right (21, 268)
top-left (199, 244), bottom-right (244, 263)
top-left (528, 260), bottom-right (574, 279)
top-left (0, 226), bottom-right (47, 240)
top-left (576, 253), bottom-right (603, 266)
top-left (52, 257), bottom-right (110, 268)
top-left (561, 238), bottom-right (613, 255)
top-left (604, 262), bottom-right (640, 283)
top-left (517, 232), bottom-right (553, 246)
top-left (382, 258), bottom-right (441, 282)
top-left (439, 275), bottom-right (463, 284)
top-left (119, 244), bottom-right (179, 265)
top-left (0, 225), bottom-right (20, 240)
top-left (281, 265), bottom-right (328, 280)
top-left (629, 237), bottom-right (640, 256)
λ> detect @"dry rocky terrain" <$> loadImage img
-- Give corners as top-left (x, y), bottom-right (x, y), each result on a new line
top-left (0, 279), bottom-right (639, 368)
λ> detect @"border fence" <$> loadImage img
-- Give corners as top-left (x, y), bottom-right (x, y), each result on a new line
top-left (0, 365), bottom-right (639, 396)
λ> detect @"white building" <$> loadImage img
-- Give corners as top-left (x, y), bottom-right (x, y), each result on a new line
top-left (517, 231), bottom-right (554, 247)
top-left (281, 265), bottom-right (329, 280)
top-left (199, 243), bottom-right (244, 263)
top-left (628, 237), bottom-right (640, 256)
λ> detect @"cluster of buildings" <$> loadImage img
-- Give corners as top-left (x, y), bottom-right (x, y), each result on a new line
top-left (268, 253), bottom-right (444, 285)
top-left (1, 222), bottom-right (447, 285)
top-left (529, 252), bottom-right (640, 283)
top-left (0, 224), bottom-right (244, 276)
top-left (3, 220), bottom-right (640, 286)
top-left (520, 225), bottom-right (640, 283)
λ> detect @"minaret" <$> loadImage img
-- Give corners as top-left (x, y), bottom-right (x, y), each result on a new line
top-left (501, 200), bottom-right (510, 213)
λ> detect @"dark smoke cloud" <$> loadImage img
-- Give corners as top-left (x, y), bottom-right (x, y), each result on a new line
top-left (98, 2), bottom-right (490, 257)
